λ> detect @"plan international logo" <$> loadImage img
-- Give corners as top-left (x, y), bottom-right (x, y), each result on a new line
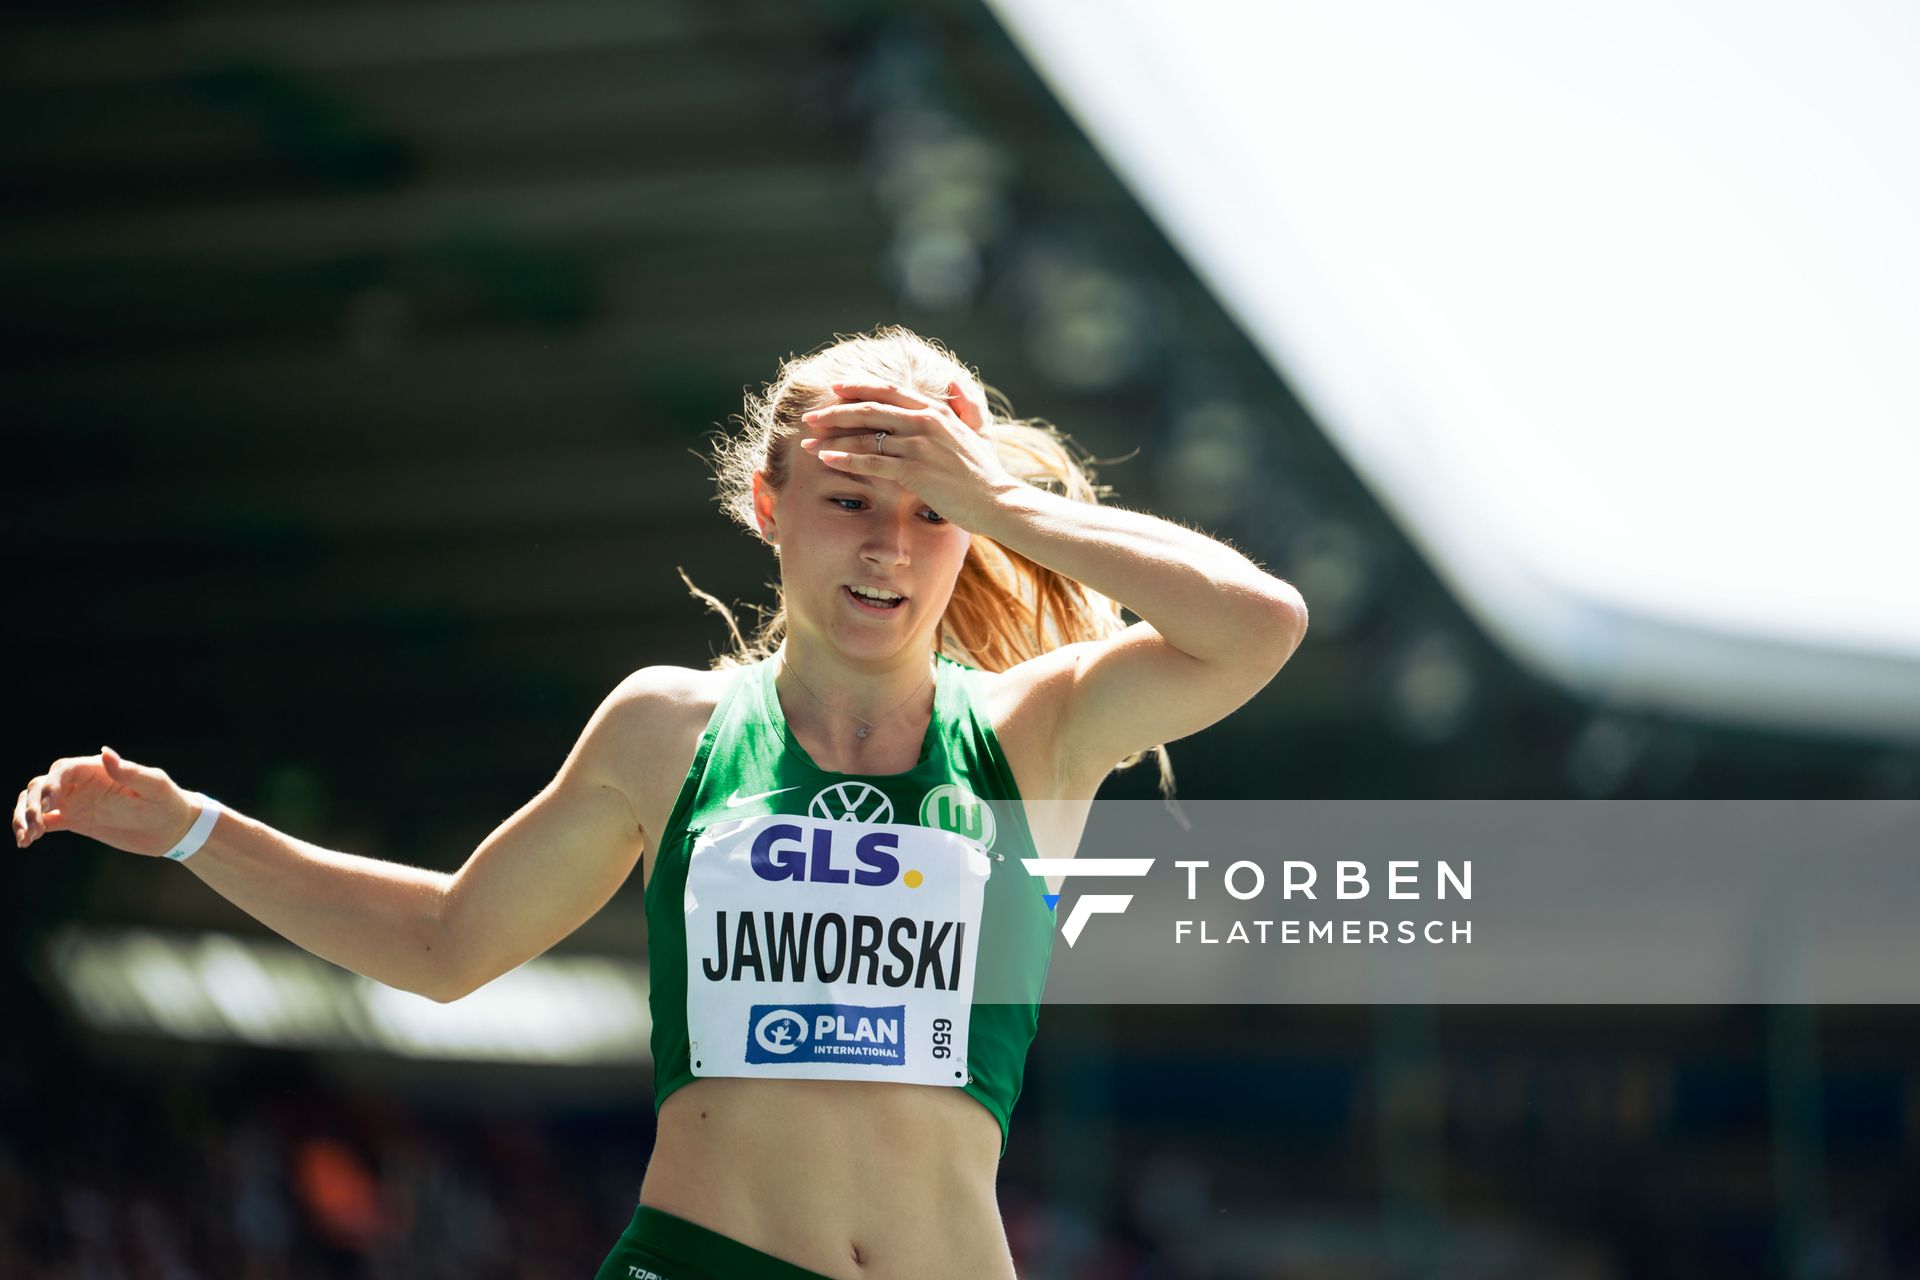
top-left (745, 1002), bottom-right (907, 1066)
top-left (1022, 858), bottom-right (1155, 946)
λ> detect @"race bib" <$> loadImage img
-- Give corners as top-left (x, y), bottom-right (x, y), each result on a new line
top-left (685, 813), bottom-right (990, 1087)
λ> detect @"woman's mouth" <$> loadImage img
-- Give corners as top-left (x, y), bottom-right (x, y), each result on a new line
top-left (844, 584), bottom-right (907, 613)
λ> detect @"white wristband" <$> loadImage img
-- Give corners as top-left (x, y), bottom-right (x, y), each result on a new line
top-left (165, 794), bottom-right (222, 862)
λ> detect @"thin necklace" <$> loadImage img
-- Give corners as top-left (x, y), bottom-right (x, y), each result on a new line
top-left (777, 650), bottom-right (935, 741)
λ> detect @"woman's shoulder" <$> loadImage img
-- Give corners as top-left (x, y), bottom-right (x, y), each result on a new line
top-left (600, 662), bottom-right (756, 760)
top-left (599, 663), bottom-right (754, 844)
top-left (608, 661), bottom-right (744, 712)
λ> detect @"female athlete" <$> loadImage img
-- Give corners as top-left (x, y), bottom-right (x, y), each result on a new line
top-left (13, 325), bottom-right (1307, 1279)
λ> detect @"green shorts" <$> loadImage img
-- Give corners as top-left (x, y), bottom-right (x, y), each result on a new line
top-left (594, 1205), bottom-right (837, 1280)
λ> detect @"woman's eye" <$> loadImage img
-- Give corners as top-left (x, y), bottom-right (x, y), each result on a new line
top-left (828, 496), bottom-right (941, 523)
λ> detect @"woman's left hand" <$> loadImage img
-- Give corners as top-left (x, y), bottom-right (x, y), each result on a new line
top-left (798, 379), bottom-right (1013, 531)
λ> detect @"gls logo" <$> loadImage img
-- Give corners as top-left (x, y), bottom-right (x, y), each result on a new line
top-left (1023, 859), bottom-right (1155, 946)
top-left (751, 821), bottom-right (904, 887)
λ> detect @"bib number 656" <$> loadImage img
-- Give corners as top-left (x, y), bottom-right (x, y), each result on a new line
top-left (930, 1017), bottom-right (953, 1059)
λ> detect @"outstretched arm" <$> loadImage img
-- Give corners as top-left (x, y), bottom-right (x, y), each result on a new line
top-left (14, 671), bottom-right (668, 1002)
top-left (180, 800), bottom-right (462, 998)
top-left (214, 669), bottom-right (662, 1001)
top-left (15, 748), bottom-right (463, 998)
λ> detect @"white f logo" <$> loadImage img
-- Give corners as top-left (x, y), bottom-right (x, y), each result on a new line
top-left (1022, 859), bottom-right (1155, 947)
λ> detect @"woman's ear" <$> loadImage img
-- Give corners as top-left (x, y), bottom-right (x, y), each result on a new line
top-left (751, 471), bottom-right (780, 549)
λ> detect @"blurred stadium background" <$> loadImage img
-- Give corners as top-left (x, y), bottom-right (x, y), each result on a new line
top-left (4, 1), bottom-right (1917, 1277)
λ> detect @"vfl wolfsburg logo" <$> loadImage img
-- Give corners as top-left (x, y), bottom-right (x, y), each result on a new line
top-left (808, 781), bottom-right (894, 824)
top-left (919, 783), bottom-right (995, 851)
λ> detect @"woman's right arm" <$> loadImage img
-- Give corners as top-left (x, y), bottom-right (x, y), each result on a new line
top-left (14, 668), bottom-right (688, 1004)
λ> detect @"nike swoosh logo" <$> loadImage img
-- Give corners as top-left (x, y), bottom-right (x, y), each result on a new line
top-left (723, 786), bottom-right (800, 809)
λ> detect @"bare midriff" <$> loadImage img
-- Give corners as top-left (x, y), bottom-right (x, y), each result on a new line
top-left (639, 1076), bottom-right (1015, 1280)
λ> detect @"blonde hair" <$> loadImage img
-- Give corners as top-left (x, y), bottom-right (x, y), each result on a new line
top-left (693, 324), bottom-right (1173, 794)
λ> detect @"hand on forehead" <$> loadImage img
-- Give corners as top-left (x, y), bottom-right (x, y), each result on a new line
top-left (804, 377), bottom-right (985, 435)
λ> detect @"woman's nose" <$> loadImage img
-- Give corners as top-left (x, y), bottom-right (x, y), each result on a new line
top-left (861, 524), bottom-right (911, 568)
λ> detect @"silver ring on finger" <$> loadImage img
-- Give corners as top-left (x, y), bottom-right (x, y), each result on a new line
top-left (874, 430), bottom-right (887, 458)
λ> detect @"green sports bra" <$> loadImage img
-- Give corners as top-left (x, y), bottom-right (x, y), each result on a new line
top-left (643, 653), bottom-right (1056, 1156)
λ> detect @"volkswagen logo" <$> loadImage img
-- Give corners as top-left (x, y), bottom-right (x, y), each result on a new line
top-left (808, 782), bottom-right (894, 824)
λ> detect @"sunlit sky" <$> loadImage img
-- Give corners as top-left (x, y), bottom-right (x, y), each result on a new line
top-left (990, 0), bottom-right (1920, 736)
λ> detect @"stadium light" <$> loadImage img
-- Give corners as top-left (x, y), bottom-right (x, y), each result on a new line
top-left (47, 927), bottom-right (652, 1065)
